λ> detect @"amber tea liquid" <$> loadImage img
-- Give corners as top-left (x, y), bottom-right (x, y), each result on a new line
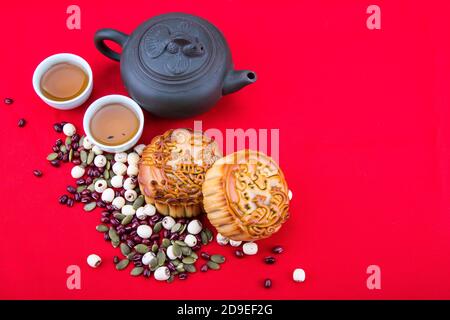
top-left (40, 63), bottom-right (88, 101)
top-left (90, 104), bottom-right (140, 146)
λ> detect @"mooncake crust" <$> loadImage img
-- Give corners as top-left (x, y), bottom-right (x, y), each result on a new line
top-left (138, 129), bottom-right (221, 218)
top-left (203, 150), bottom-right (290, 241)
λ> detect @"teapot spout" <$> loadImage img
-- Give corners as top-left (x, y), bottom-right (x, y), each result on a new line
top-left (222, 70), bottom-right (257, 95)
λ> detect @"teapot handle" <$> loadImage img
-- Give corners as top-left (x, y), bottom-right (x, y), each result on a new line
top-left (94, 28), bottom-right (129, 62)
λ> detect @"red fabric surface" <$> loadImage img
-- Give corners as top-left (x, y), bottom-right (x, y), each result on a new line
top-left (1, 0), bottom-right (450, 299)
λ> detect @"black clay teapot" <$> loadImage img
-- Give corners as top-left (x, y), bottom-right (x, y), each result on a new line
top-left (94, 13), bottom-right (257, 118)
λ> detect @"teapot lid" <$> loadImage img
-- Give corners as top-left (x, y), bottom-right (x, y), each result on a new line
top-left (136, 13), bottom-right (217, 81)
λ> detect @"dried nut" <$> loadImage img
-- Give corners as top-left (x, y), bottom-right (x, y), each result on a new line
top-left (94, 155), bottom-right (107, 168)
top-left (114, 152), bottom-right (128, 163)
top-left (63, 123), bottom-right (76, 136)
top-left (112, 196), bottom-right (125, 209)
top-left (101, 188), bottom-right (115, 203)
top-left (229, 240), bottom-right (242, 247)
top-left (124, 190), bottom-right (137, 202)
top-left (71, 166), bottom-right (85, 179)
top-left (112, 162), bottom-right (127, 176)
top-left (162, 216), bottom-right (176, 230)
top-left (136, 207), bottom-right (146, 220)
top-left (83, 137), bottom-right (93, 149)
top-left (187, 220), bottom-right (202, 235)
top-left (122, 204), bottom-right (136, 216)
top-left (137, 225), bottom-right (152, 239)
top-left (167, 245), bottom-right (181, 260)
top-left (127, 152), bottom-right (140, 165)
top-left (123, 177), bottom-right (137, 190)
top-left (86, 254), bottom-right (102, 268)
top-left (154, 266), bottom-right (170, 281)
top-left (141, 252), bottom-right (156, 265)
top-left (110, 175), bottom-right (124, 188)
top-left (92, 145), bottom-right (103, 155)
top-left (127, 165), bottom-right (139, 176)
top-left (184, 234), bottom-right (197, 247)
top-left (288, 190), bottom-right (293, 200)
top-left (142, 204), bottom-right (156, 216)
top-left (243, 242), bottom-right (258, 255)
top-left (216, 233), bottom-right (229, 246)
top-left (94, 179), bottom-right (107, 193)
top-left (293, 268), bottom-right (306, 282)
top-left (134, 144), bottom-right (146, 155)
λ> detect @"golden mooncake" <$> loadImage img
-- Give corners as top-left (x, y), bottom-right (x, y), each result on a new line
top-left (138, 129), bottom-right (222, 218)
top-left (202, 150), bottom-right (290, 241)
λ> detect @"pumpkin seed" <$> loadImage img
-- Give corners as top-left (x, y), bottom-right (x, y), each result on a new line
top-left (181, 246), bottom-right (192, 256)
top-left (162, 238), bottom-right (171, 248)
top-left (150, 258), bottom-right (158, 269)
top-left (175, 240), bottom-right (187, 247)
top-left (121, 214), bottom-right (133, 225)
top-left (172, 259), bottom-right (181, 266)
top-left (80, 150), bottom-right (87, 164)
top-left (87, 151), bottom-right (94, 165)
top-left (116, 259), bottom-right (129, 270)
top-left (105, 153), bottom-right (114, 160)
top-left (190, 252), bottom-right (198, 260)
top-left (130, 267), bottom-right (144, 276)
top-left (120, 243), bottom-right (131, 256)
top-left (134, 244), bottom-right (149, 254)
top-left (207, 261), bottom-right (220, 270)
top-left (172, 244), bottom-right (182, 257)
top-left (176, 264), bottom-right (185, 273)
top-left (132, 195), bottom-right (144, 209)
top-left (171, 223), bottom-right (182, 233)
top-left (178, 224), bottom-right (187, 234)
top-left (65, 136), bottom-right (72, 146)
top-left (151, 244), bottom-right (159, 253)
top-left (96, 224), bottom-right (108, 232)
top-left (150, 263), bottom-right (158, 272)
top-left (79, 136), bottom-right (85, 147)
top-left (60, 145), bottom-right (67, 153)
top-left (47, 153), bottom-right (58, 161)
top-left (127, 252), bottom-right (136, 260)
top-left (109, 170), bottom-right (115, 178)
top-left (153, 222), bottom-right (162, 233)
top-left (184, 264), bottom-right (196, 273)
top-left (104, 169), bottom-right (110, 180)
top-left (69, 148), bottom-right (73, 162)
top-left (111, 239), bottom-right (120, 248)
top-left (87, 183), bottom-right (95, 192)
top-left (182, 257), bottom-right (196, 264)
top-left (83, 202), bottom-right (96, 212)
top-left (113, 213), bottom-right (126, 221)
top-left (205, 228), bottom-right (213, 242)
top-left (76, 185), bottom-right (86, 193)
top-left (210, 254), bottom-right (226, 264)
top-left (200, 230), bottom-right (208, 245)
top-left (108, 228), bottom-right (119, 242)
top-left (157, 250), bottom-right (166, 266)
top-left (106, 160), bottom-right (111, 170)
top-left (167, 275), bottom-right (174, 283)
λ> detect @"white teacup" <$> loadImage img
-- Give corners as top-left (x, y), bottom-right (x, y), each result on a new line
top-left (83, 95), bottom-right (144, 153)
top-left (32, 53), bottom-right (93, 110)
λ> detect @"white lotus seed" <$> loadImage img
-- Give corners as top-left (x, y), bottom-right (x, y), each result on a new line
top-left (82, 136), bottom-right (93, 149)
top-left (243, 242), bottom-right (258, 255)
top-left (184, 234), bottom-right (197, 247)
top-left (94, 155), bottom-right (107, 168)
top-left (121, 204), bottom-right (135, 216)
top-left (110, 175), bottom-right (124, 188)
top-left (142, 204), bottom-right (156, 217)
top-left (101, 188), bottom-right (115, 203)
top-left (162, 216), bottom-right (176, 230)
top-left (134, 144), bottom-right (146, 156)
top-left (288, 189), bottom-right (293, 200)
top-left (86, 254), bottom-right (102, 268)
top-left (141, 252), bottom-right (156, 265)
top-left (63, 123), bottom-right (76, 136)
top-left (127, 152), bottom-right (140, 166)
top-left (92, 145), bottom-right (103, 155)
top-left (71, 165), bottom-right (85, 179)
top-left (154, 266), bottom-right (170, 281)
top-left (94, 179), bottom-right (107, 193)
top-left (216, 233), bottom-right (229, 246)
top-left (166, 245), bottom-right (181, 260)
top-left (124, 190), bottom-right (137, 202)
top-left (112, 196), bottom-right (125, 209)
top-left (293, 268), bottom-right (306, 282)
top-left (127, 165), bottom-right (139, 177)
top-left (229, 239), bottom-right (242, 247)
top-left (136, 207), bottom-right (146, 220)
top-left (112, 162), bottom-right (127, 176)
top-left (123, 177), bottom-right (137, 190)
top-left (187, 220), bottom-right (202, 235)
top-left (137, 225), bottom-right (152, 239)
top-left (114, 152), bottom-right (128, 163)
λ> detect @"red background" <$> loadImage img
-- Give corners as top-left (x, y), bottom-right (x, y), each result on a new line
top-left (1, 0), bottom-right (450, 299)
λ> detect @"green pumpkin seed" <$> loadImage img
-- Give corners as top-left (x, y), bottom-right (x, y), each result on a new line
top-left (120, 243), bottom-right (131, 256)
top-left (105, 153), bottom-right (114, 160)
top-left (116, 259), bottom-right (129, 270)
top-left (76, 185), bottom-right (87, 193)
top-left (109, 170), bottom-right (115, 178)
top-left (104, 170), bottom-right (110, 180)
top-left (153, 222), bottom-right (162, 233)
top-left (175, 240), bottom-right (187, 247)
top-left (106, 160), bottom-right (111, 170)
top-left (47, 153), bottom-right (58, 161)
top-left (79, 136), bottom-right (85, 147)
top-left (130, 267), bottom-right (144, 276)
top-left (96, 224), bottom-right (108, 232)
top-left (87, 151), bottom-right (94, 165)
top-left (157, 250), bottom-right (166, 266)
top-left (190, 252), bottom-right (198, 260)
top-left (150, 258), bottom-right (158, 269)
top-left (113, 213), bottom-right (126, 221)
top-left (210, 254), bottom-right (226, 264)
top-left (69, 148), bottom-right (73, 162)
top-left (83, 202), bottom-right (96, 212)
top-left (176, 264), bottom-right (185, 272)
top-left (60, 145), bottom-right (67, 153)
top-left (87, 183), bottom-right (95, 192)
top-left (162, 238), bottom-right (171, 248)
top-left (172, 259), bottom-right (181, 266)
top-left (200, 230), bottom-right (208, 245)
top-left (80, 150), bottom-right (87, 163)
top-left (134, 244), bottom-right (149, 254)
top-left (65, 136), bottom-right (72, 146)
top-left (111, 239), bottom-right (120, 248)
top-left (184, 264), bottom-right (196, 273)
top-left (182, 257), bottom-right (196, 264)
top-left (171, 223), bottom-right (182, 233)
top-left (172, 244), bottom-right (182, 257)
top-left (205, 228), bottom-right (213, 242)
top-left (166, 275), bottom-right (174, 283)
top-left (127, 252), bottom-right (136, 260)
top-left (108, 228), bottom-right (119, 242)
top-left (121, 214), bottom-right (133, 225)
top-left (151, 244), bottom-right (159, 253)
top-left (132, 196), bottom-right (144, 210)
top-left (181, 246), bottom-right (192, 256)
top-left (207, 261), bottom-right (220, 270)
top-left (178, 224), bottom-right (187, 234)
top-left (150, 264), bottom-right (158, 272)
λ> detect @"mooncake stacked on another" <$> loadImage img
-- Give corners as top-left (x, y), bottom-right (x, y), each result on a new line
top-left (202, 150), bottom-right (290, 241)
top-left (138, 129), bottom-right (221, 218)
